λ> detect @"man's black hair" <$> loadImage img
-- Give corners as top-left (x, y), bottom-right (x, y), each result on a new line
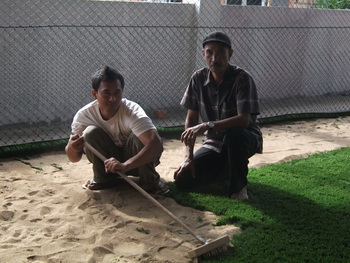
top-left (91, 66), bottom-right (125, 91)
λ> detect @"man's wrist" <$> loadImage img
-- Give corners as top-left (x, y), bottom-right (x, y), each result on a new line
top-left (206, 121), bottom-right (215, 130)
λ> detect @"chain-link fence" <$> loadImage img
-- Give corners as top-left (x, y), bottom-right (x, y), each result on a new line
top-left (1, 0), bottom-right (350, 150)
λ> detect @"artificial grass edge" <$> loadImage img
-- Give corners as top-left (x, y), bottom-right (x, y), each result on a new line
top-left (168, 147), bottom-right (350, 263)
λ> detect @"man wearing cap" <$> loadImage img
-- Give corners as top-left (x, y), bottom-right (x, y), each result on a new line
top-left (173, 31), bottom-right (263, 200)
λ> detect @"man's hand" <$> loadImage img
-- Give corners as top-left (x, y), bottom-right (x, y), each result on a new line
top-left (65, 134), bottom-right (85, 162)
top-left (104, 158), bottom-right (127, 174)
top-left (180, 123), bottom-right (207, 146)
top-left (68, 134), bottom-right (85, 153)
top-left (174, 157), bottom-right (196, 179)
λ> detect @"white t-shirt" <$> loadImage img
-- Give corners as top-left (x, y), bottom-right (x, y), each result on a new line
top-left (71, 98), bottom-right (156, 147)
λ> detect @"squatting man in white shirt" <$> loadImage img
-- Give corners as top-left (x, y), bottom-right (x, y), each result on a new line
top-left (65, 66), bottom-right (169, 195)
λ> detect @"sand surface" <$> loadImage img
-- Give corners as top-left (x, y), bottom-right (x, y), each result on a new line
top-left (0, 117), bottom-right (349, 263)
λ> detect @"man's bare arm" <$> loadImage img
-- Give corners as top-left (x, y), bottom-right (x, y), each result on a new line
top-left (105, 129), bottom-right (163, 174)
top-left (65, 134), bottom-right (84, 162)
top-left (211, 113), bottom-right (251, 130)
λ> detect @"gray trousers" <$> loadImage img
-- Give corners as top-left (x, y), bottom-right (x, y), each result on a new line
top-left (83, 125), bottom-right (160, 191)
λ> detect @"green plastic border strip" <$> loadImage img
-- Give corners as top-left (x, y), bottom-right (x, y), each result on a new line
top-left (0, 139), bottom-right (69, 158)
top-left (1, 111), bottom-right (349, 158)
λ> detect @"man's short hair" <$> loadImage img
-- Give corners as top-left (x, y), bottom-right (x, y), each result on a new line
top-left (91, 66), bottom-right (125, 91)
top-left (202, 31), bottom-right (232, 49)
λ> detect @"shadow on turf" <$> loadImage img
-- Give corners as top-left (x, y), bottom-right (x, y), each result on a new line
top-left (168, 180), bottom-right (349, 262)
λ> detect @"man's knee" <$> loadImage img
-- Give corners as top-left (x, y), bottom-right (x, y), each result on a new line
top-left (224, 127), bottom-right (250, 149)
top-left (126, 132), bottom-right (143, 152)
top-left (83, 125), bottom-right (105, 141)
top-left (174, 170), bottom-right (195, 189)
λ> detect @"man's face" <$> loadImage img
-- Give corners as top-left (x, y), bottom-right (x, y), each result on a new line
top-left (202, 42), bottom-right (233, 75)
top-left (92, 80), bottom-right (123, 120)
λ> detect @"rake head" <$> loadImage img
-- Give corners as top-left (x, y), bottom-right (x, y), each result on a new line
top-left (188, 235), bottom-right (230, 259)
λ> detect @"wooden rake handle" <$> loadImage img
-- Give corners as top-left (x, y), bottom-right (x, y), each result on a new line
top-left (84, 141), bottom-right (206, 244)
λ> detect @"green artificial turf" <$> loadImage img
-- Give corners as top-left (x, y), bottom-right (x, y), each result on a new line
top-left (168, 147), bottom-right (350, 263)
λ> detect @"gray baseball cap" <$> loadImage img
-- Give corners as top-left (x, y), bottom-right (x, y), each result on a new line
top-left (202, 31), bottom-right (232, 49)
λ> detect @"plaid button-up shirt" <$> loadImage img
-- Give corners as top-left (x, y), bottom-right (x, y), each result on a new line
top-left (180, 64), bottom-right (262, 153)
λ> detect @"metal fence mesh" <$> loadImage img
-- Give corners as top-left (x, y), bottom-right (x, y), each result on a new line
top-left (1, 0), bottom-right (350, 148)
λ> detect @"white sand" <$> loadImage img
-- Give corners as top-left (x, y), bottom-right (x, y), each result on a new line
top-left (0, 117), bottom-right (349, 263)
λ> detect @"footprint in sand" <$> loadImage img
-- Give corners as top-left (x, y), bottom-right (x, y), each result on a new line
top-left (0, 210), bottom-right (14, 221)
top-left (28, 191), bottom-right (39, 196)
top-left (13, 229), bottom-right (21, 238)
top-left (30, 218), bottom-right (42, 223)
top-left (40, 206), bottom-right (52, 216)
top-left (44, 189), bottom-right (56, 196)
top-left (89, 245), bottom-right (114, 262)
top-left (47, 217), bottom-right (61, 223)
top-left (20, 214), bottom-right (29, 220)
top-left (3, 202), bottom-right (13, 208)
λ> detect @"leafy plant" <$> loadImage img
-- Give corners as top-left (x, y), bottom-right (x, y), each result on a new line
top-left (136, 227), bottom-right (150, 234)
top-left (51, 163), bottom-right (63, 170)
top-left (316, 0), bottom-right (350, 9)
top-left (15, 158), bottom-right (43, 171)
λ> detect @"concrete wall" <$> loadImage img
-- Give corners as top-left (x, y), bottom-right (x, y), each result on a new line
top-left (197, 1), bottom-right (350, 100)
top-left (1, 0), bottom-right (198, 125)
top-left (1, 0), bottom-right (349, 127)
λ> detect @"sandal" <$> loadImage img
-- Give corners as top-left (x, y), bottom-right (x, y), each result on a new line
top-left (82, 179), bottom-right (116, 190)
top-left (150, 180), bottom-right (170, 195)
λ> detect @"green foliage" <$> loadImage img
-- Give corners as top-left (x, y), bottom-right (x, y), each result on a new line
top-left (169, 148), bottom-right (350, 263)
top-left (136, 227), bottom-right (150, 234)
top-left (14, 158), bottom-right (43, 171)
top-left (51, 163), bottom-right (63, 170)
top-left (316, 0), bottom-right (350, 9)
